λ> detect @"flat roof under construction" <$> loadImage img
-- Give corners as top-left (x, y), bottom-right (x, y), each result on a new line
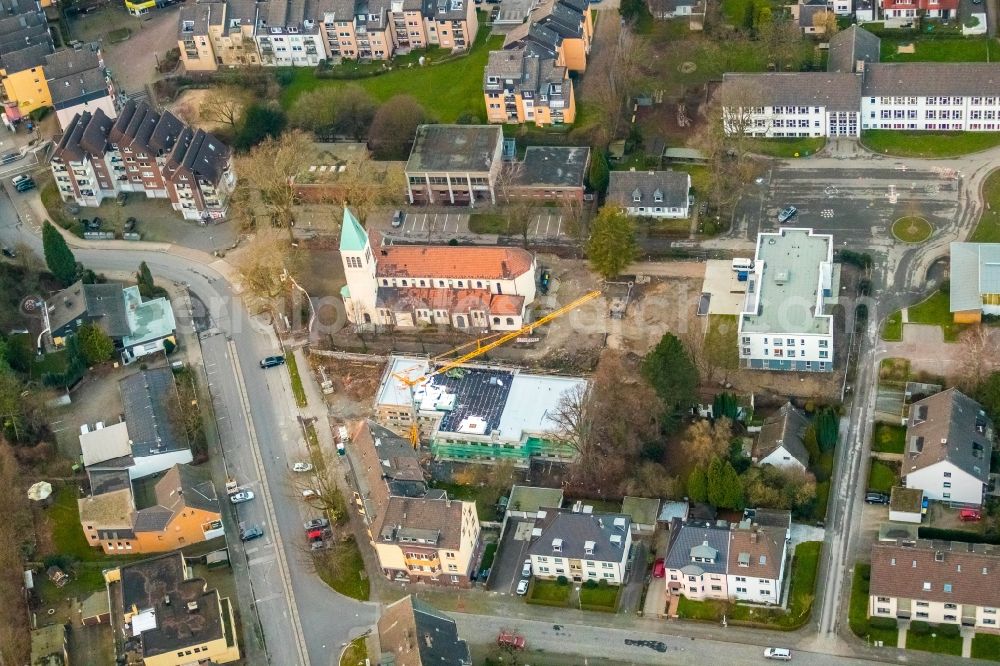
top-left (376, 355), bottom-right (587, 442)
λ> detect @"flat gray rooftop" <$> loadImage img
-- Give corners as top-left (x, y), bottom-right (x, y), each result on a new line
top-left (405, 124), bottom-right (502, 174)
top-left (741, 228), bottom-right (833, 335)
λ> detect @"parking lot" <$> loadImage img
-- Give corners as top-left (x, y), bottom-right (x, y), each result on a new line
top-left (489, 519), bottom-right (535, 595)
top-left (376, 209), bottom-right (576, 243)
top-left (739, 164), bottom-right (962, 251)
top-left (393, 211), bottom-right (469, 239)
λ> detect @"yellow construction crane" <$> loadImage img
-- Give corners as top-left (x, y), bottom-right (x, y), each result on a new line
top-left (393, 290), bottom-right (601, 447)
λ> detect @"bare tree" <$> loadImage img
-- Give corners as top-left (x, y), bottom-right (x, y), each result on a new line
top-left (233, 130), bottom-right (313, 229)
top-left (758, 18), bottom-right (804, 72)
top-left (588, 25), bottom-right (652, 144)
top-left (334, 153), bottom-right (405, 225)
top-left (369, 95), bottom-right (427, 160)
top-left (0, 445), bottom-right (30, 666)
top-left (678, 417), bottom-right (733, 467)
top-left (957, 325), bottom-right (1000, 392)
top-left (812, 10), bottom-right (839, 36)
top-left (233, 228), bottom-right (297, 299)
top-left (198, 85), bottom-right (253, 128)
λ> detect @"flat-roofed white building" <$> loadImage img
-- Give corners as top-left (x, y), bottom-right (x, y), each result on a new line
top-left (738, 228), bottom-right (838, 372)
top-left (374, 355), bottom-right (587, 467)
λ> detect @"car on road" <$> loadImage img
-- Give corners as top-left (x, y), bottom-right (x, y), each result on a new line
top-left (259, 355), bottom-right (285, 369)
top-left (764, 647), bottom-right (792, 660)
top-left (391, 210), bottom-right (404, 228)
top-left (960, 508), bottom-right (982, 521)
top-left (0, 152), bottom-right (20, 165)
top-left (304, 517), bottom-right (329, 531)
top-left (240, 524), bottom-right (264, 541)
top-left (521, 559), bottom-right (532, 577)
top-left (230, 490), bottom-right (255, 504)
top-left (497, 631), bottom-right (525, 649)
top-left (777, 206), bottom-right (798, 224)
top-left (652, 558), bottom-right (665, 578)
top-left (292, 462), bottom-right (313, 472)
top-left (1, 246), bottom-right (15, 258)
top-left (516, 579), bottom-right (529, 595)
top-left (864, 491), bottom-right (889, 505)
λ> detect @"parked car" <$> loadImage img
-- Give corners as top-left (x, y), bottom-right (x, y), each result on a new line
top-left (230, 490), bottom-right (255, 504)
top-left (864, 491), bottom-right (889, 505)
top-left (259, 355), bottom-right (285, 369)
top-left (292, 462), bottom-right (313, 473)
top-left (521, 559), bottom-right (532, 577)
top-left (391, 209), bottom-right (404, 228)
top-left (539, 269), bottom-right (551, 294)
top-left (960, 508), bottom-right (982, 521)
top-left (304, 517), bottom-right (329, 531)
top-left (0, 152), bottom-right (20, 164)
top-left (764, 647), bottom-right (792, 661)
top-left (921, 497), bottom-right (929, 515)
top-left (516, 579), bottom-right (529, 595)
top-left (240, 524), bottom-right (264, 541)
top-left (497, 631), bottom-right (525, 649)
top-left (652, 558), bottom-right (665, 578)
top-left (11, 174), bottom-right (34, 191)
top-left (124, 217), bottom-right (137, 232)
top-left (301, 489), bottom-right (318, 499)
top-left (84, 217), bottom-right (102, 231)
top-left (306, 528), bottom-right (328, 541)
top-left (1, 246), bottom-right (15, 258)
top-left (777, 206), bottom-right (798, 224)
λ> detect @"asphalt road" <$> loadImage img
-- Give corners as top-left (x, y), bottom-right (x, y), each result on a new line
top-left (0, 191), bottom-right (377, 665)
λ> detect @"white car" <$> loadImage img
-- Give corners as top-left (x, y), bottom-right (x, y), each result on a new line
top-left (521, 559), bottom-right (532, 577)
top-left (516, 579), bottom-right (529, 595)
top-left (302, 489), bottom-right (318, 499)
top-left (292, 462), bottom-right (313, 473)
top-left (230, 490), bottom-right (255, 504)
top-left (764, 647), bottom-right (792, 661)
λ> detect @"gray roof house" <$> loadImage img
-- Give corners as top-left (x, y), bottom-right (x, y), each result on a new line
top-left (607, 170), bottom-right (691, 219)
top-left (827, 25), bottom-right (881, 74)
top-left (527, 507), bottom-right (632, 582)
top-left (663, 519), bottom-right (730, 590)
top-left (755, 402), bottom-right (810, 470)
top-left (903, 388), bottom-right (992, 506)
top-left (950, 242), bottom-right (1000, 318)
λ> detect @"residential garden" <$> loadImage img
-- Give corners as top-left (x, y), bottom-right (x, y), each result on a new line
top-left (848, 564), bottom-right (898, 647)
top-left (526, 577), bottom-right (621, 612)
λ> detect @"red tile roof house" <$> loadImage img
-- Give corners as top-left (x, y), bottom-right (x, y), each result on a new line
top-left (881, 0), bottom-right (957, 24)
top-left (339, 207), bottom-right (537, 331)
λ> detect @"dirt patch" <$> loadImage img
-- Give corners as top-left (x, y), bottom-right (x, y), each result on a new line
top-left (166, 89), bottom-right (229, 132)
top-left (896, 43), bottom-right (916, 54)
top-left (309, 355), bottom-right (384, 418)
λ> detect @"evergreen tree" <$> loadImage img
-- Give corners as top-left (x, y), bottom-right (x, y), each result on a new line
top-left (78, 324), bottom-right (114, 365)
top-left (588, 150), bottom-right (610, 194)
top-left (42, 221), bottom-right (77, 286)
top-left (713, 392), bottom-right (739, 421)
top-left (642, 333), bottom-right (699, 430)
top-left (720, 460), bottom-right (745, 509)
top-left (687, 467), bottom-right (708, 503)
top-left (137, 261), bottom-right (156, 298)
top-left (706, 457), bottom-right (726, 507)
top-left (586, 206), bottom-right (636, 279)
top-left (816, 407), bottom-right (839, 452)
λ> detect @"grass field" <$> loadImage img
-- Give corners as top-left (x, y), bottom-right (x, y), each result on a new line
top-left (428, 481), bottom-right (502, 520)
top-left (469, 213), bottom-right (508, 234)
top-left (340, 636), bottom-right (368, 666)
top-left (528, 579), bottom-right (571, 606)
top-left (906, 629), bottom-right (963, 656)
top-left (881, 310), bottom-right (903, 341)
top-left (749, 137), bottom-right (826, 158)
top-left (971, 169), bottom-right (1000, 242)
top-left (872, 423), bottom-right (906, 454)
top-left (972, 633), bottom-right (1000, 661)
top-left (315, 537), bottom-right (370, 601)
top-left (281, 28), bottom-right (502, 123)
top-left (285, 352), bottom-right (308, 407)
top-left (879, 357), bottom-right (910, 385)
top-left (868, 459), bottom-right (899, 493)
top-left (907, 290), bottom-right (965, 342)
top-left (891, 216), bottom-right (932, 243)
top-left (880, 38), bottom-right (1000, 63)
top-left (848, 564), bottom-right (899, 646)
top-left (579, 583), bottom-right (620, 611)
top-left (862, 130), bottom-right (1000, 158)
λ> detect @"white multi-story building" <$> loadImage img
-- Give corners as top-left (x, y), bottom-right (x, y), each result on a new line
top-left (721, 27), bottom-right (1000, 137)
top-left (738, 228), bottom-right (838, 372)
top-left (527, 508), bottom-right (632, 585)
top-left (870, 539), bottom-right (1000, 628)
top-left (255, 0), bottom-right (325, 67)
top-left (903, 388), bottom-right (991, 507)
top-left (339, 207), bottom-right (536, 331)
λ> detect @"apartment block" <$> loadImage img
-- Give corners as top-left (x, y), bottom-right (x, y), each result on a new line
top-left (502, 0), bottom-right (592, 72)
top-left (738, 228), bottom-right (838, 372)
top-left (483, 46), bottom-right (575, 126)
top-left (527, 508), bottom-right (632, 585)
top-left (51, 100), bottom-right (235, 221)
top-left (178, 0), bottom-right (261, 72)
top-left (0, 0), bottom-right (54, 116)
top-left (46, 46), bottom-right (117, 131)
top-left (255, 0), bottom-right (327, 66)
top-left (870, 539), bottom-right (1000, 628)
top-left (405, 123), bottom-right (503, 205)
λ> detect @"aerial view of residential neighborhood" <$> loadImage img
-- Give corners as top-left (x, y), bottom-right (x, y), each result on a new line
top-left (4, 0), bottom-right (1000, 662)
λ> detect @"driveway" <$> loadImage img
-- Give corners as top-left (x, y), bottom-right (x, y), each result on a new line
top-left (489, 519), bottom-right (533, 595)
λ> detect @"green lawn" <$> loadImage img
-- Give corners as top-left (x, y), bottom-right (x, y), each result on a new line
top-left (314, 536), bottom-right (370, 601)
top-left (848, 564), bottom-right (899, 646)
top-left (970, 169), bottom-right (1000, 243)
top-left (527, 579), bottom-right (571, 607)
top-left (972, 633), bottom-right (1000, 661)
top-left (281, 28), bottom-right (503, 123)
top-left (340, 636), bottom-right (368, 666)
top-left (906, 629), bottom-right (963, 656)
top-left (907, 291), bottom-right (965, 342)
top-left (881, 38), bottom-right (1000, 63)
top-left (480, 542), bottom-right (497, 574)
top-left (748, 137), bottom-right (826, 158)
top-left (879, 357), bottom-right (910, 385)
top-left (579, 583), bottom-right (620, 611)
top-left (676, 595), bottom-right (727, 621)
top-left (891, 216), bottom-right (933, 243)
top-left (881, 310), bottom-right (903, 342)
top-left (868, 460), bottom-right (899, 493)
top-left (285, 351), bottom-right (308, 408)
top-left (705, 315), bottom-right (739, 373)
top-left (862, 130), bottom-right (1000, 158)
top-left (469, 213), bottom-right (509, 234)
top-left (428, 481), bottom-right (502, 520)
top-left (872, 423), bottom-right (906, 454)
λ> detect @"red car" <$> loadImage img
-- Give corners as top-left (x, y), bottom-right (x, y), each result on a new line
top-left (959, 508), bottom-right (982, 522)
top-left (497, 631), bottom-right (525, 650)
top-left (652, 558), bottom-right (665, 578)
top-left (307, 528), bottom-right (326, 541)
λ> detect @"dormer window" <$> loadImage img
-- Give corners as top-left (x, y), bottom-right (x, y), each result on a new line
top-left (552, 538), bottom-right (562, 553)
top-left (653, 188), bottom-right (663, 203)
top-left (631, 188), bottom-right (641, 203)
